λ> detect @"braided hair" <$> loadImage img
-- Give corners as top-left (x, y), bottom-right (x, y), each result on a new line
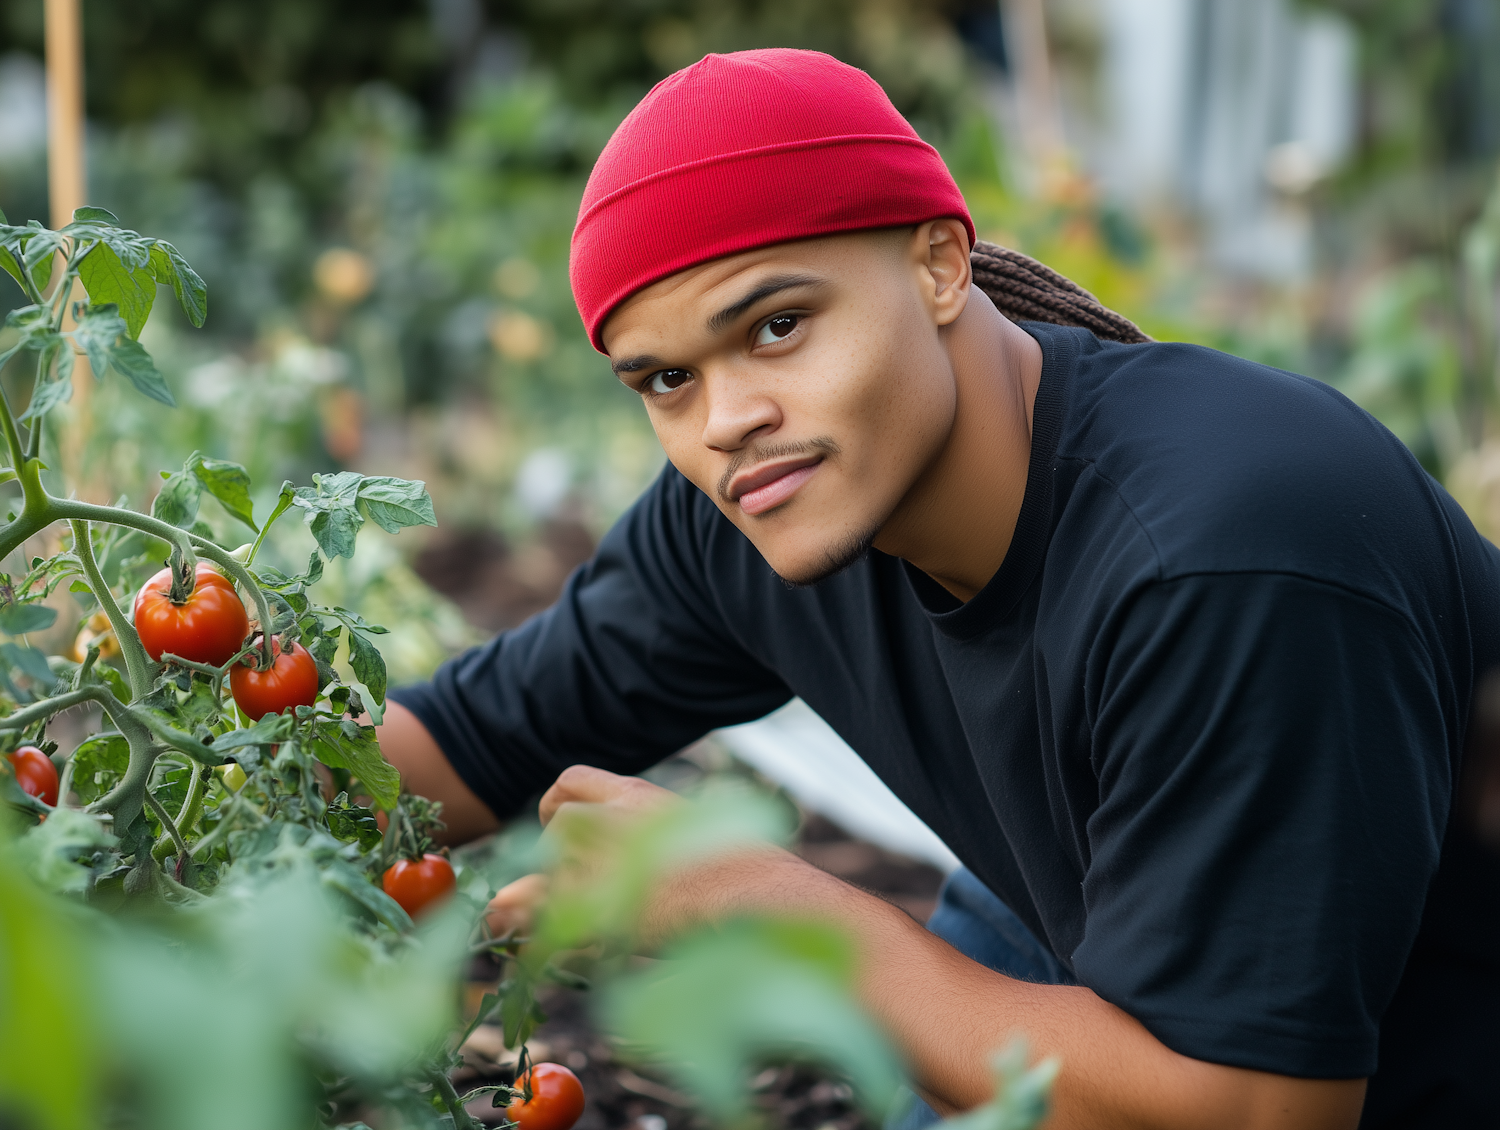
top-left (970, 240), bottom-right (1150, 345)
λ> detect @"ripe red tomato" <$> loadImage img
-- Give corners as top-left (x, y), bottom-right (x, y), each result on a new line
top-left (7, 745), bottom-right (58, 806)
top-left (506, 1063), bottom-right (586, 1130)
top-left (382, 853), bottom-right (456, 918)
top-left (229, 637), bottom-right (320, 719)
top-left (134, 563), bottom-right (249, 667)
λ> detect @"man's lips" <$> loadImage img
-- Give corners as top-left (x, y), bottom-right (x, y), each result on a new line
top-left (730, 456), bottom-right (822, 516)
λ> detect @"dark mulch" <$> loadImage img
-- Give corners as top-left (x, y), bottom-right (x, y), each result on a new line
top-left (455, 807), bottom-right (945, 1130)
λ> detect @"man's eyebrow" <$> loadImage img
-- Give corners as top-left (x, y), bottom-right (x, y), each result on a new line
top-left (611, 353), bottom-right (665, 376)
top-left (707, 273), bottom-right (826, 335)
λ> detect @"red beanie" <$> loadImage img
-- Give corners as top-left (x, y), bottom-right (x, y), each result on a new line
top-left (569, 48), bottom-right (975, 352)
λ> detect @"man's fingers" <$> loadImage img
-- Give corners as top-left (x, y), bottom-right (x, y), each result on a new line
top-left (485, 872), bottom-right (550, 938)
top-left (537, 764), bottom-right (639, 824)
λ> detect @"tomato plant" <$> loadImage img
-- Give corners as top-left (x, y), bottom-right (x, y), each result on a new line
top-left (6, 744), bottom-right (58, 806)
top-left (229, 635), bottom-right (319, 718)
top-left (506, 1062), bottom-right (586, 1130)
top-left (134, 561), bottom-right (250, 666)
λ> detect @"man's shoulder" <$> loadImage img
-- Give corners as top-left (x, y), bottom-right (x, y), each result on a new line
top-left (1044, 329), bottom-right (1455, 595)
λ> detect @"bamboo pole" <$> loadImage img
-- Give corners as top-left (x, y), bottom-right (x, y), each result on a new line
top-left (45, 0), bottom-right (85, 229)
top-left (44, 0), bottom-right (94, 493)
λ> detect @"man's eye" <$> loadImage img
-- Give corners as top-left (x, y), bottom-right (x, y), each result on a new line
top-left (754, 315), bottom-right (800, 346)
top-left (647, 369), bottom-right (691, 394)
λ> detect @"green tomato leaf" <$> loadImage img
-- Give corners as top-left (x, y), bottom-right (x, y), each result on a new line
top-left (0, 642), bottom-right (56, 688)
top-left (20, 229), bottom-right (63, 285)
top-left (291, 473), bottom-right (365, 559)
top-left (356, 476), bottom-right (437, 533)
top-left (326, 793), bottom-right (383, 851)
top-left (0, 602), bottom-right (57, 634)
top-left (99, 228), bottom-right (153, 273)
top-left (69, 732), bottom-right (130, 805)
top-left (19, 375), bottom-right (72, 423)
top-left (151, 470), bottom-right (202, 530)
top-left (149, 241), bottom-right (207, 328)
top-left (187, 451), bottom-right (257, 531)
top-left (500, 966), bottom-right (546, 1049)
top-left (78, 241), bottom-right (154, 339)
top-left (323, 605), bottom-right (389, 635)
top-left (72, 303), bottom-right (126, 376)
top-left (320, 858), bottom-right (413, 932)
top-left (346, 630), bottom-right (387, 706)
top-left (0, 243), bottom-right (28, 294)
top-left (306, 718), bottom-right (399, 809)
top-left (108, 337), bottom-right (175, 406)
top-left (213, 713), bottom-right (296, 751)
top-left (0, 853), bottom-right (96, 1129)
top-left (71, 206), bottom-right (120, 225)
top-left (308, 506), bottom-right (363, 560)
top-left (601, 919), bottom-right (903, 1120)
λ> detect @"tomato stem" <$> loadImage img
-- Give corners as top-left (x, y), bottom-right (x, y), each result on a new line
top-left (153, 763), bottom-right (210, 861)
top-left (427, 1069), bottom-right (485, 1130)
top-left (70, 519), bottom-right (157, 700)
top-left (144, 787), bottom-right (192, 862)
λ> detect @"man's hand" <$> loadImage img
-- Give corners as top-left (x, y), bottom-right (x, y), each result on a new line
top-left (484, 765), bottom-right (680, 938)
top-left (537, 763), bottom-right (679, 825)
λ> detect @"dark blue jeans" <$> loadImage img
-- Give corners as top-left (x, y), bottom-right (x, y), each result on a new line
top-left (887, 868), bottom-right (1074, 1130)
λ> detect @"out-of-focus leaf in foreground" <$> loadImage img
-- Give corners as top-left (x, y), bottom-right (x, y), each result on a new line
top-left (928, 1040), bottom-right (1059, 1130)
top-left (536, 779), bottom-right (794, 952)
top-left (0, 836), bottom-right (95, 1130)
top-left (601, 917), bottom-right (903, 1121)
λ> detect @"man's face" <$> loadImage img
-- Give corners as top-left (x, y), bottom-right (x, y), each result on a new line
top-left (602, 225), bottom-right (965, 584)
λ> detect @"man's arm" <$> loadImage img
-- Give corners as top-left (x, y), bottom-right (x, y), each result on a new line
top-left (377, 700), bottom-right (500, 844)
top-left (540, 766), bottom-right (1368, 1130)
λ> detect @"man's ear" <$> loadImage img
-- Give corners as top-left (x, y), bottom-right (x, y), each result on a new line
top-left (916, 218), bottom-right (972, 327)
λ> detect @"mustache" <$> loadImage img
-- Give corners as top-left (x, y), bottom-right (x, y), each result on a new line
top-left (716, 435), bottom-right (841, 503)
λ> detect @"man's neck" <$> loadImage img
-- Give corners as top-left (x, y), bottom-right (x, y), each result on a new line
top-left (872, 293), bottom-right (1043, 602)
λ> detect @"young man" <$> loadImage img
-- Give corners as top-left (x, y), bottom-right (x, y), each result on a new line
top-left (384, 50), bottom-right (1498, 1129)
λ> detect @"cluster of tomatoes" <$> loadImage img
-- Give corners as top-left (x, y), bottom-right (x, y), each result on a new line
top-left (133, 563), bottom-right (318, 720)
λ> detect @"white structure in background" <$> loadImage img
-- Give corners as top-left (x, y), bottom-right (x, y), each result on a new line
top-left (0, 53), bottom-right (46, 161)
top-left (1095, 0), bottom-right (1357, 278)
top-left (717, 700), bottom-right (962, 874)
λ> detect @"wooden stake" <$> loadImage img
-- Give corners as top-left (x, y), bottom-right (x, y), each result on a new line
top-left (45, 0), bottom-right (85, 228)
top-left (45, 0), bottom-right (94, 493)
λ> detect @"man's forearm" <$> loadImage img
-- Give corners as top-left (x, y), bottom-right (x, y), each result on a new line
top-left (650, 849), bottom-right (1367, 1130)
top-left (377, 701), bottom-right (501, 844)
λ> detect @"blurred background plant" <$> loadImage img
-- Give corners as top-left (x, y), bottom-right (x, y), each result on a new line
top-left (3, 0), bottom-right (1498, 597)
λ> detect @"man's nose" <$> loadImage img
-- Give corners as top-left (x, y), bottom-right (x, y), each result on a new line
top-left (701, 378), bottom-right (782, 452)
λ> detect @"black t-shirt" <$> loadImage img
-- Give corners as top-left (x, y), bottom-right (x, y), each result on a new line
top-left (394, 323), bottom-right (1500, 1115)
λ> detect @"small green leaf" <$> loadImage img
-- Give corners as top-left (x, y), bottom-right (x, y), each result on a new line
top-left (78, 242), bottom-right (154, 339)
top-left (187, 451), bottom-right (257, 531)
top-left (149, 241), bottom-right (207, 328)
top-left (108, 337), bottom-right (175, 406)
top-left (0, 603), bottom-right (57, 634)
top-left (306, 719), bottom-right (399, 809)
top-left (19, 375), bottom-right (72, 423)
top-left (151, 471), bottom-right (202, 530)
top-left (213, 713), bottom-right (296, 751)
top-left (71, 206), bottom-right (120, 225)
top-left (0, 642), bottom-right (55, 687)
top-left (346, 630), bottom-right (387, 706)
top-left (0, 244), bottom-right (27, 294)
top-left (68, 732), bottom-right (130, 805)
top-left (356, 476), bottom-right (437, 532)
top-left (72, 304), bottom-right (126, 377)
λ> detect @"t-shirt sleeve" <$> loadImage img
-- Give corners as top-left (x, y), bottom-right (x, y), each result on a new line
top-left (389, 468), bottom-right (792, 818)
top-left (1075, 571), bottom-right (1452, 1078)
